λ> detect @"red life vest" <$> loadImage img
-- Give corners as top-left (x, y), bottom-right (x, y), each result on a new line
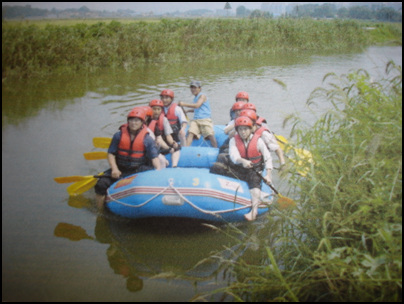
top-left (234, 132), bottom-right (262, 165)
top-left (254, 125), bottom-right (269, 137)
top-left (166, 103), bottom-right (180, 126)
top-left (117, 124), bottom-right (148, 159)
top-left (148, 113), bottom-right (165, 135)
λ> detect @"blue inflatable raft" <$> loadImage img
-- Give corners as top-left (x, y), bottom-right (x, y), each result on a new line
top-left (105, 168), bottom-right (274, 223)
top-left (189, 125), bottom-right (228, 147)
top-left (165, 146), bottom-right (219, 168)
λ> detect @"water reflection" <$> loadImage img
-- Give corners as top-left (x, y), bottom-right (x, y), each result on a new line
top-left (53, 198), bottom-right (239, 295)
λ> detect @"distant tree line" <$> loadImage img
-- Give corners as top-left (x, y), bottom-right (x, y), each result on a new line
top-left (2, 3), bottom-right (402, 22)
top-left (2, 5), bottom-right (92, 19)
top-left (237, 4), bottom-right (402, 22)
top-left (2, 4), bottom-right (49, 19)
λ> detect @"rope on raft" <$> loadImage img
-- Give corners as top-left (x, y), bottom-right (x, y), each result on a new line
top-left (106, 178), bottom-right (254, 217)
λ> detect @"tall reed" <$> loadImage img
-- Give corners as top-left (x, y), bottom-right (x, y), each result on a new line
top-left (198, 62), bottom-right (402, 302)
top-left (3, 18), bottom-right (400, 79)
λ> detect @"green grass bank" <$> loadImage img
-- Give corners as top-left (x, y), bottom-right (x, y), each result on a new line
top-left (199, 62), bottom-right (402, 302)
top-left (2, 18), bottom-right (402, 79)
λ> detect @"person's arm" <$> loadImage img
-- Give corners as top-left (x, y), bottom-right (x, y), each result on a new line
top-left (107, 132), bottom-right (122, 178)
top-left (258, 138), bottom-right (273, 184)
top-left (262, 130), bottom-right (285, 166)
top-left (107, 153), bottom-right (121, 179)
top-left (224, 120), bottom-right (235, 135)
top-left (178, 94), bottom-right (206, 109)
top-left (144, 134), bottom-right (162, 170)
top-left (229, 138), bottom-right (252, 168)
top-left (151, 157), bottom-right (161, 170)
top-left (175, 106), bottom-right (188, 124)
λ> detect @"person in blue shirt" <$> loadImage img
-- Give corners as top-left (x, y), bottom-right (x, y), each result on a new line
top-left (94, 107), bottom-right (160, 209)
top-left (178, 81), bottom-right (217, 147)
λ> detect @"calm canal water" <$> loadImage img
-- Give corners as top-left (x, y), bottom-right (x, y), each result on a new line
top-left (2, 46), bottom-right (401, 301)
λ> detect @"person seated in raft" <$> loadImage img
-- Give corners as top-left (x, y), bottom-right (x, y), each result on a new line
top-left (160, 89), bottom-right (188, 147)
top-left (240, 103), bottom-right (286, 168)
top-left (210, 116), bottom-right (273, 221)
top-left (178, 81), bottom-right (217, 148)
top-left (224, 101), bottom-right (248, 137)
top-left (148, 99), bottom-right (181, 168)
top-left (95, 107), bottom-right (161, 209)
top-left (229, 91), bottom-right (250, 120)
top-left (219, 101), bottom-right (247, 154)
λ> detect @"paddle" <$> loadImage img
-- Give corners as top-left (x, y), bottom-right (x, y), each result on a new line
top-left (54, 173), bottom-right (106, 184)
top-left (93, 137), bottom-right (111, 149)
top-left (54, 173), bottom-right (108, 196)
top-left (254, 170), bottom-right (295, 209)
top-left (273, 134), bottom-right (313, 177)
top-left (179, 104), bottom-right (190, 121)
top-left (84, 151), bottom-right (108, 160)
top-left (274, 134), bottom-right (312, 161)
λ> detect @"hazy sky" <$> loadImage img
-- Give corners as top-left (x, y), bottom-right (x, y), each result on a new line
top-left (2, 2), bottom-right (272, 14)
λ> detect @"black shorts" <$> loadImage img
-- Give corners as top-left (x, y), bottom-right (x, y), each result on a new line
top-left (94, 166), bottom-right (153, 195)
top-left (210, 154), bottom-right (262, 189)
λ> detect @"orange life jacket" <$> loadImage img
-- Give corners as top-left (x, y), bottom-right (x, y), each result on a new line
top-left (165, 103), bottom-right (180, 133)
top-left (234, 132), bottom-right (263, 165)
top-left (148, 113), bottom-right (164, 135)
top-left (116, 125), bottom-right (148, 170)
top-left (254, 125), bottom-right (269, 137)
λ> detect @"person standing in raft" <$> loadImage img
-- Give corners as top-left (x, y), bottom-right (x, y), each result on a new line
top-left (210, 116), bottom-right (273, 221)
top-left (160, 89), bottom-right (188, 147)
top-left (178, 81), bottom-right (217, 148)
top-left (95, 107), bottom-right (161, 209)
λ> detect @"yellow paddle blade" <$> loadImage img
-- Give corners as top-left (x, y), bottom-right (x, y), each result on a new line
top-left (54, 175), bottom-right (94, 184)
top-left (83, 151), bottom-right (108, 160)
top-left (277, 194), bottom-right (296, 210)
top-left (274, 134), bottom-right (314, 176)
top-left (93, 137), bottom-right (111, 149)
top-left (67, 177), bottom-right (98, 196)
top-left (66, 172), bottom-right (105, 196)
top-left (290, 148), bottom-right (314, 177)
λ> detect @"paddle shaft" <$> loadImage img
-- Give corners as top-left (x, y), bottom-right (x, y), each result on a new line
top-left (253, 170), bottom-right (279, 195)
top-left (54, 174), bottom-right (109, 184)
top-left (180, 104), bottom-right (189, 121)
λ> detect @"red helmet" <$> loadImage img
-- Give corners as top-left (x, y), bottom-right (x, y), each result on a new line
top-left (149, 99), bottom-right (164, 108)
top-left (127, 107), bottom-right (146, 122)
top-left (235, 116), bottom-right (253, 128)
top-left (239, 109), bottom-right (257, 122)
top-left (136, 106), bottom-right (153, 118)
top-left (243, 103), bottom-right (256, 112)
top-left (160, 89), bottom-right (174, 99)
top-left (235, 91), bottom-right (249, 101)
top-left (232, 101), bottom-right (247, 111)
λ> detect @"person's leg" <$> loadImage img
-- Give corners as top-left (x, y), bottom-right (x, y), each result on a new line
top-left (186, 133), bottom-right (195, 146)
top-left (244, 188), bottom-right (261, 221)
top-left (200, 119), bottom-right (217, 148)
top-left (186, 120), bottom-right (201, 146)
top-left (207, 134), bottom-right (217, 148)
top-left (94, 171), bottom-right (114, 210)
top-left (171, 150), bottom-right (180, 167)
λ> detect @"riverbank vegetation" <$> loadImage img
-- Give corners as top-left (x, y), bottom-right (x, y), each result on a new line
top-left (199, 62), bottom-right (402, 302)
top-left (2, 18), bottom-right (402, 79)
